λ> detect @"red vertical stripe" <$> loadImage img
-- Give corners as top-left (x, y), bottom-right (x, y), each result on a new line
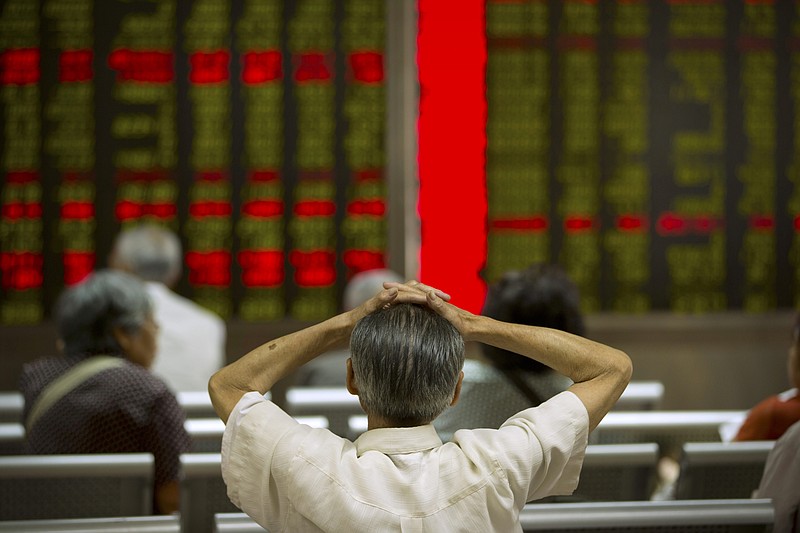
top-left (417, 0), bottom-right (488, 313)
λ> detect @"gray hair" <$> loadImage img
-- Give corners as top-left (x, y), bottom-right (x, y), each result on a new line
top-left (111, 224), bottom-right (182, 285)
top-left (350, 304), bottom-right (464, 424)
top-left (56, 270), bottom-right (152, 358)
top-left (343, 269), bottom-right (404, 311)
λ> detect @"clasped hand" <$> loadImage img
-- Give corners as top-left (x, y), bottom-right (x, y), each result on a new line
top-left (351, 280), bottom-right (475, 340)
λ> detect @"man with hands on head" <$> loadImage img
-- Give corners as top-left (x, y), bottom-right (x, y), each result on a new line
top-left (209, 281), bottom-right (632, 533)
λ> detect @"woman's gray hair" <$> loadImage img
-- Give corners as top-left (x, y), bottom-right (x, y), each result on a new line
top-left (56, 270), bottom-right (152, 358)
top-left (350, 304), bottom-right (464, 424)
top-left (111, 224), bottom-right (182, 285)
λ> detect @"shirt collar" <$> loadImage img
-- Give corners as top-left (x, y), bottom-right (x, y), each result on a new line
top-left (354, 424), bottom-right (443, 456)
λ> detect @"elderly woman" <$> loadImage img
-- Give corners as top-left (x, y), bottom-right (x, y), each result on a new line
top-left (19, 270), bottom-right (191, 515)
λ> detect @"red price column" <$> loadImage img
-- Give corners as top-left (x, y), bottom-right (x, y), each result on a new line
top-left (108, 3), bottom-right (178, 232)
top-left (341, 1), bottom-right (387, 277)
top-left (44, 1), bottom-right (96, 287)
top-left (484, 0), bottom-right (550, 282)
top-left (0, 3), bottom-right (43, 324)
top-left (289, 1), bottom-right (337, 320)
top-left (184, 0), bottom-right (232, 318)
top-left (236, 0), bottom-right (285, 320)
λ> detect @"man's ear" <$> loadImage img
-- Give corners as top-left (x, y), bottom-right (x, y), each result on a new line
top-left (346, 358), bottom-right (359, 396)
top-left (450, 371), bottom-right (464, 406)
top-left (112, 326), bottom-right (131, 352)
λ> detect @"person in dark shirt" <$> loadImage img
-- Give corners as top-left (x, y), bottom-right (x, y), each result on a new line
top-left (19, 269), bottom-right (191, 515)
top-left (434, 263), bottom-right (584, 442)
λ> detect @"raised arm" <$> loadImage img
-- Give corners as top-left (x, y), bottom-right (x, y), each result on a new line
top-left (418, 285), bottom-right (632, 431)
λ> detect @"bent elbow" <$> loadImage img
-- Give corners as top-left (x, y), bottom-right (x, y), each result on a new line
top-left (614, 349), bottom-right (633, 387)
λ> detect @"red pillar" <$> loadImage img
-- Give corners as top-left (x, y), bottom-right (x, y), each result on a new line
top-left (417, 0), bottom-right (488, 313)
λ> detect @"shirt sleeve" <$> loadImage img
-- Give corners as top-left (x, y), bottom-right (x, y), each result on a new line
top-left (221, 392), bottom-right (313, 531)
top-left (452, 390), bottom-right (589, 506)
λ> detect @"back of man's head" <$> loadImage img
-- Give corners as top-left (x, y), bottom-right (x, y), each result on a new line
top-left (350, 303), bottom-right (464, 425)
top-left (482, 263), bottom-right (584, 373)
top-left (110, 224), bottom-right (182, 287)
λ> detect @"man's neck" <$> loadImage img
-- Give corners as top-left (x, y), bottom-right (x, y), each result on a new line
top-left (366, 415), bottom-right (427, 431)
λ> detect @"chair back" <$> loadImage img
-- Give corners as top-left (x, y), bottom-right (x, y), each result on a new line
top-left (0, 392), bottom-right (23, 424)
top-left (210, 500), bottom-right (774, 533)
top-left (615, 381), bottom-right (664, 411)
top-left (286, 387), bottom-right (360, 437)
top-left (0, 423), bottom-right (25, 455)
top-left (213, 513), bottom-right (267, 533)
top-left (520, 499), bottom-right (773, 532)
top-left (674, 440), bottom-right (775, 500)
top-left (176, 391), bottom-right (217, 419)
top-left (0, 515), bottom-right (179, 532)
top-left (570, 443), bottom-right (658, 501)
top-left (591, 410), bottom-right (744, 456)
top-left (0, 453), bottom-right (153, 520)
top-left (180, 453), bottom-right (240, 533)
top-left (185, 416), bottom-right (327, 453)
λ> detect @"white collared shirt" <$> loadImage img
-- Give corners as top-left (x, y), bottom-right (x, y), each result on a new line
top-left (145, 282), bottom-right (226, 392)
top-left (222, 390), bottom-right (589, 532)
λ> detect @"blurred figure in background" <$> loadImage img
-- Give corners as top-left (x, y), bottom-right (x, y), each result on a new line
top-left (292, 268), bottom-right (404, 387)
top-left (110, 224), bottom-right (226, 392)
top-left (434, 263), bottom-right (583, 442)
top-left (19, 270), bottom-right (191, 514)
top-left (754, 419), bottom-right (800, 533)
top-left (734, 312), bottom-right (800, 441)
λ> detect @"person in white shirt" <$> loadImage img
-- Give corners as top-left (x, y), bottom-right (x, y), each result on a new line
top-left (209, 280), bottom-right (631, 532)
top-left (755, 419), bottom-right (800, 533)
top-left (110, 224), bottom-right (226, 392)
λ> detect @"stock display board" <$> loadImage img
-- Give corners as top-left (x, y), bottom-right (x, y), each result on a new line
top-left (2, 0), bottom-right (800, 324)
top-left (0, 0), bottom-right (387, 324)
top-left (484, 0), bottom-right (800, 313)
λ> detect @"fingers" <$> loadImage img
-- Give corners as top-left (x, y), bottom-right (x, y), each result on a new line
top-left (383, 280), bottom-right (451, 301)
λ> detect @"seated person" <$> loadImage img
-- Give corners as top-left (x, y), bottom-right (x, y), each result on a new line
top-left (209, 280), bottom-right (632, 532)
top-left (110, 224), bottom-right (226, 392)
top-left (434, 263), bottom-right (582, 442)
top-left (19, 270), bottom-right (191, 515)
top-left (293, 268), bottom-right (403, 387)
top-left (735, 312), bottom-right (800, 441)
top-left (755, 419), bottom-right (800, 533)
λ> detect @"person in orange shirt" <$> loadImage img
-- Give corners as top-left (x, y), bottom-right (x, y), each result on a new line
top-left (735, 312), bottom-right (800, 441)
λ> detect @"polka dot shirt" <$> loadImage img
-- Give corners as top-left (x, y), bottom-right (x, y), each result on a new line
top-left (19, 355), bottom-right (192, 487)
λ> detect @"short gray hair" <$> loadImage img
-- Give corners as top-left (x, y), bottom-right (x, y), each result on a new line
top-left (56, 270), bottom-right (152, 358)
top-left (111, 224), bottom-right (182, 285)
top-left (350, 304), bottom-right (464, 424)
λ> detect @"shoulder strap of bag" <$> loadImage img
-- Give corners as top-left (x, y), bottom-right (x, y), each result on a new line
top-left (26, 356), bottom-right (126, 431)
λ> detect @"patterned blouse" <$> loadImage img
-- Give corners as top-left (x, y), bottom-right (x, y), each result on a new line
top-left (19, 355), bottom-right (191, 487)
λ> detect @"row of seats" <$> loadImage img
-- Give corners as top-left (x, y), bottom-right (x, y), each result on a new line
top-left (0, 500), bottom-right (776, 533)
top-left (0, 416), bottom-right (328, 456)
top-left (0, 410), bottom-right (754, 457)
top-left (0, 380), bottom-right (666, 425)
top-left (0, 441), bottom-right (775, 531)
